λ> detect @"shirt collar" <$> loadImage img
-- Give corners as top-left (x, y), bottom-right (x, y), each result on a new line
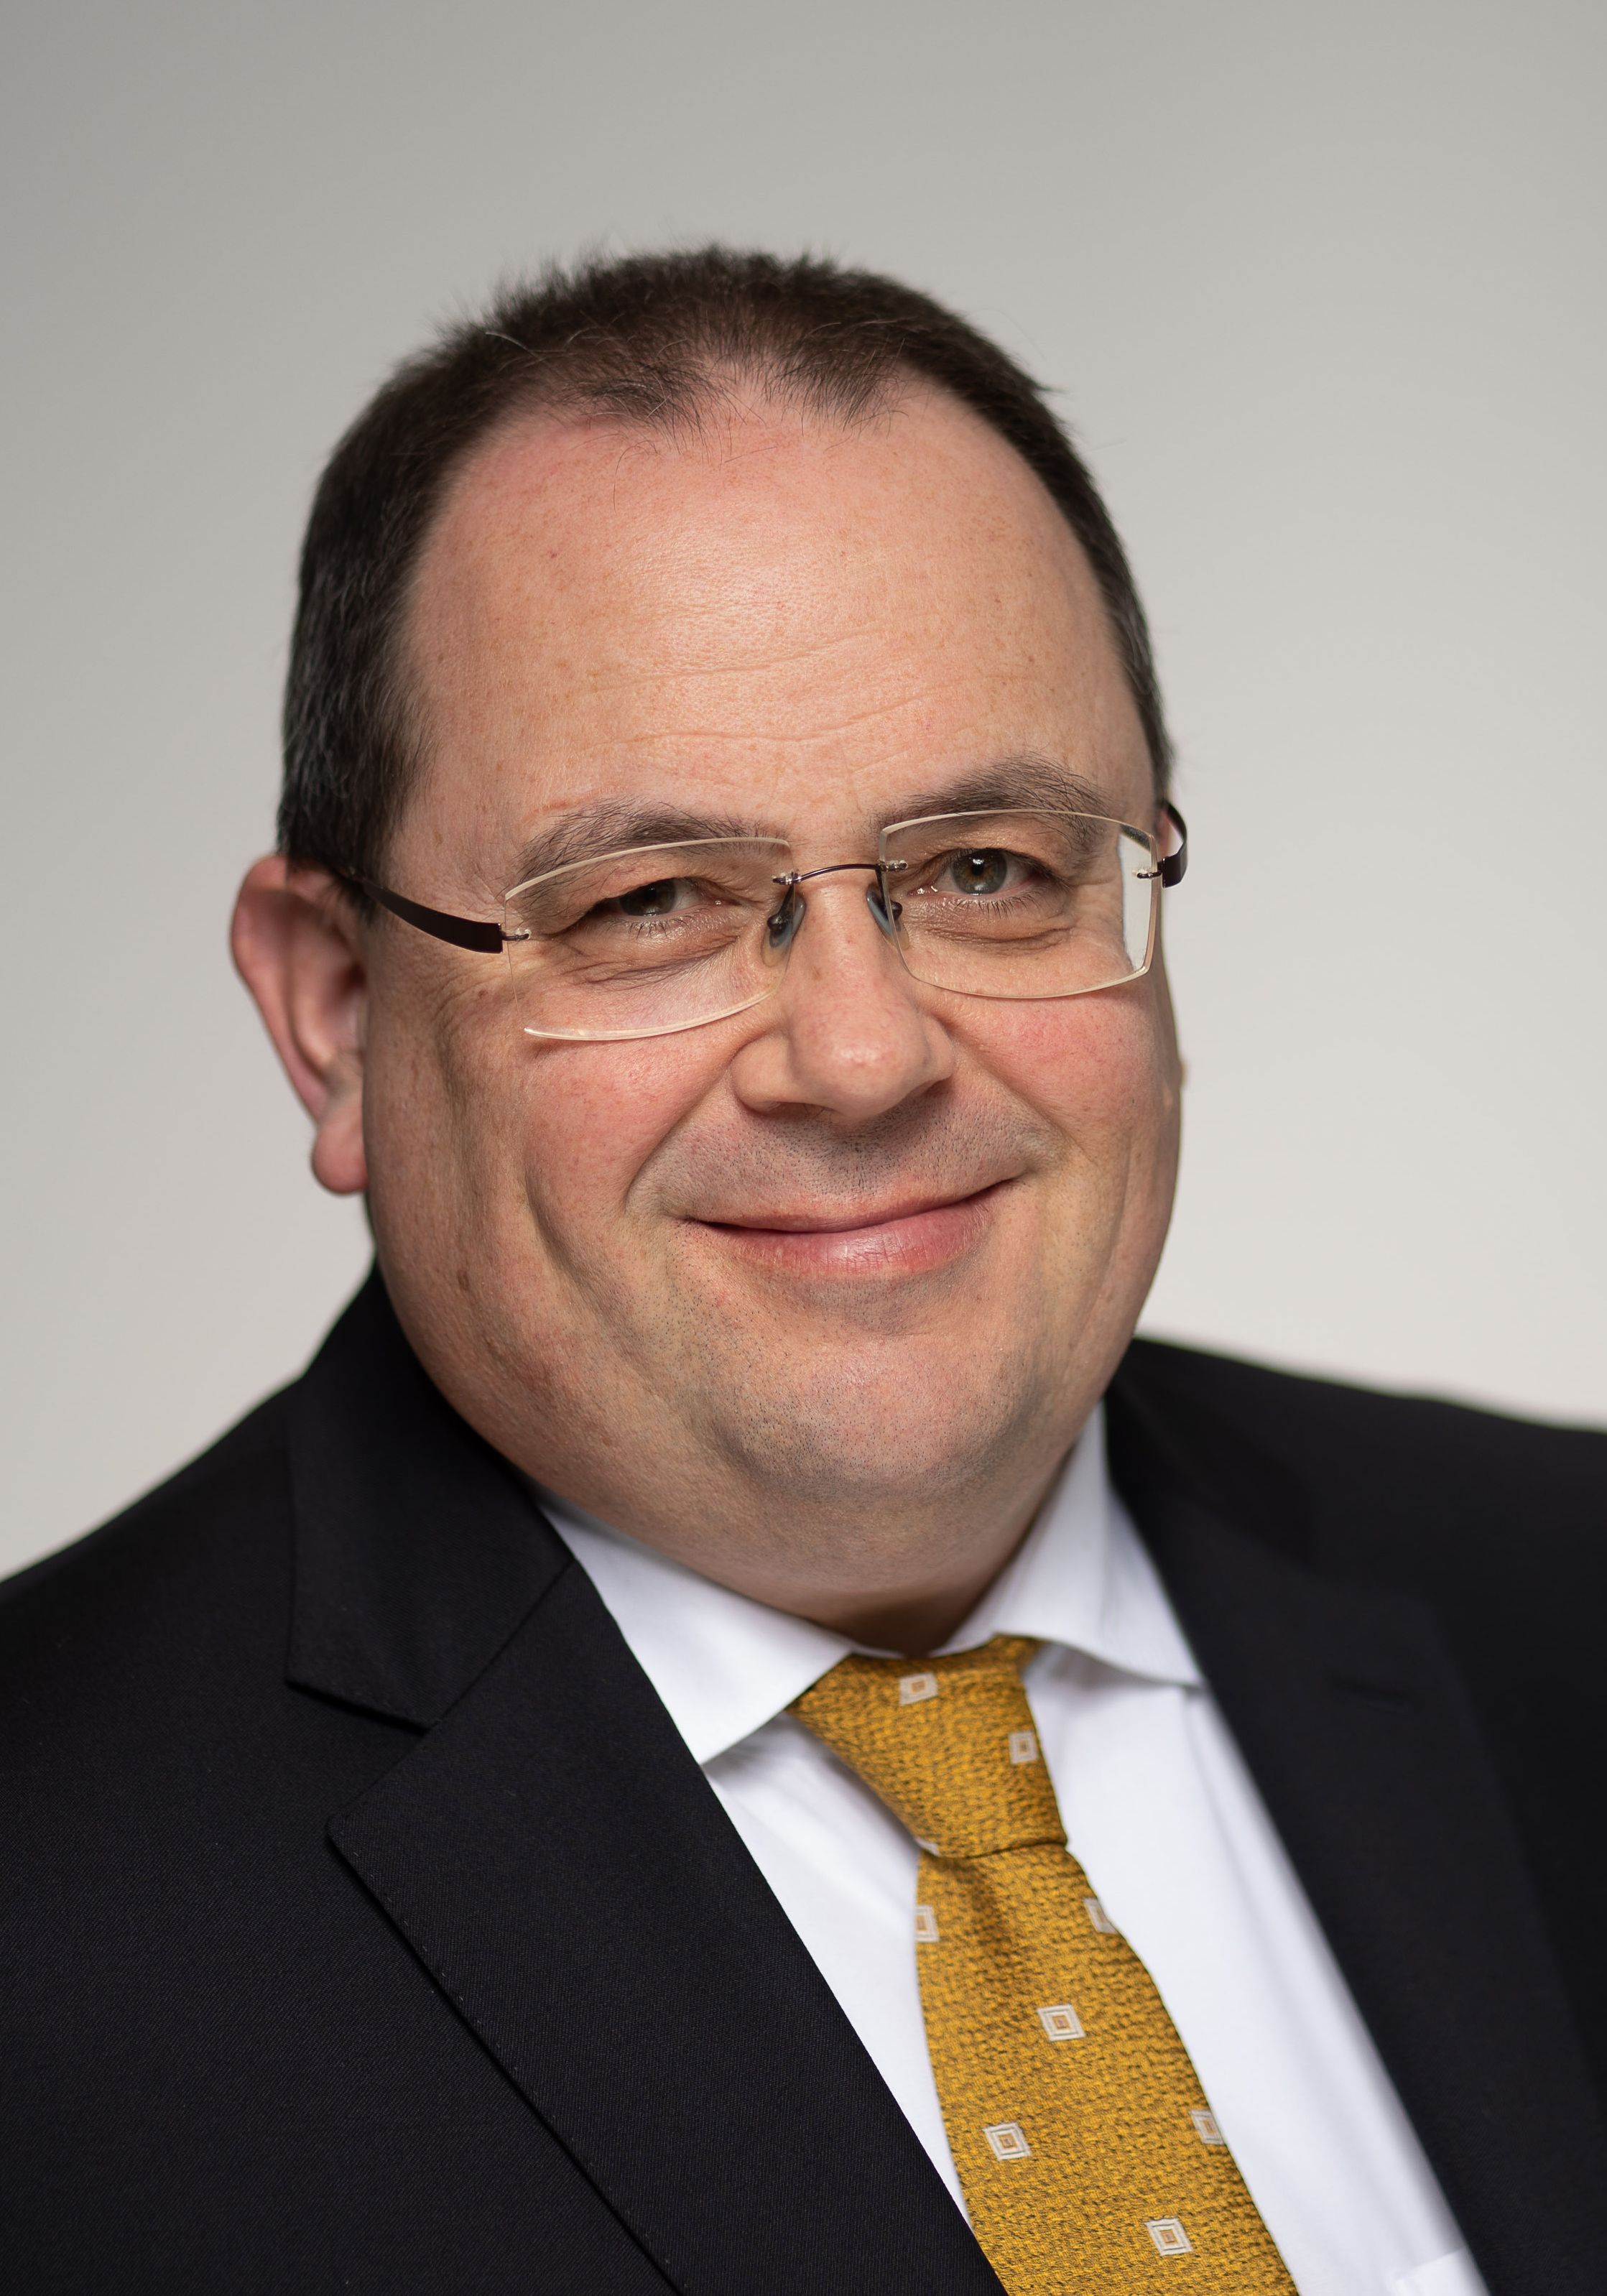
top-left (949, 1404), bottom-right (1200, 1688)
top-left (533, 1402), bottom-right (1199, 1767)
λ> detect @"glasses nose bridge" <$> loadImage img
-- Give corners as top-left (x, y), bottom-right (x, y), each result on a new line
top-left (774, 856), bottom-right (894, 889)
top-left (769, 855), bottom-right (905, 954)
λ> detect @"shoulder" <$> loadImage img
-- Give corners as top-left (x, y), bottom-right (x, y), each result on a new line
top-left (1119, 1336), bottom-right (1605, 1509)
top-left (0, 1369), bottom-right (415, 1979)
top-left (1115, 1335), bottom-right (1605, 1579)
top-left (0, 1387), bottom-right (297, 1745)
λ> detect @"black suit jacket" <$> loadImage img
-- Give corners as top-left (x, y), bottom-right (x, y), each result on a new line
top-left (4, 1272), bottom-right (1605, 2293)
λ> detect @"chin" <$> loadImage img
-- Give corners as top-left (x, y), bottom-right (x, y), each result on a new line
top-left (695, 1332), bottom-right (1052, 1512)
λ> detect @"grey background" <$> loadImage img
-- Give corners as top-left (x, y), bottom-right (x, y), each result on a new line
top-left (3, 0), bottom-right (1602, 1581)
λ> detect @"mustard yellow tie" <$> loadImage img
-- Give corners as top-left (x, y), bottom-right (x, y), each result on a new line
top-left (792, 1635), bottom-right (1295, 2292)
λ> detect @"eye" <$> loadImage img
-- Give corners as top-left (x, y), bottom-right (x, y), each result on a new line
top-left (948, 848), bottom-right (1011, 897)
top-left (613, 877), bottom-right (693, 917)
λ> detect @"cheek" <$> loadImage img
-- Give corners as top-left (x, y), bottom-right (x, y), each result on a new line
top-left (513, 1033), bottom-right (729, 1252)
top-left (361, 977), bottom-right (503, 1250)
top-left (967, 979), bottom-right (1180, 1146)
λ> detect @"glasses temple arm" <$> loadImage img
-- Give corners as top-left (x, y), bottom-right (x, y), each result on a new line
top-left (338, 874), bottom-right (510, 954)
top-left (1159, 802), bottom-right (1187, 888)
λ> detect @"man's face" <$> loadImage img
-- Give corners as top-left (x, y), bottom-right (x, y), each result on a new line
top-left (353, 386), bottom-right (1181, 1621)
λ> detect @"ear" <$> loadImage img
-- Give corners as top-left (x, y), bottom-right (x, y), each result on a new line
top-left (231, 857), bottom-right (369, 1195)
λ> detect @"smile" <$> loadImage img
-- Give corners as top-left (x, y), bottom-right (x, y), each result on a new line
top-left (692, 1177), bottom-right (1019, 1278)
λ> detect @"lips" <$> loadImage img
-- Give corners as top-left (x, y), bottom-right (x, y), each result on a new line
top-left (690, 1177), bottom-right (1016, 1278)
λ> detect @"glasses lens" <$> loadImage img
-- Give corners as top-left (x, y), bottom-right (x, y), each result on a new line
top-left (504, 838), bottom-right (793, 1039)
top-left (879, 810), bottom-right (1157, 998)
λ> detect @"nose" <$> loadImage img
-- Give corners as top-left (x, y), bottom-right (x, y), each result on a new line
top-left (728, 874), bottom-right (957, 1121)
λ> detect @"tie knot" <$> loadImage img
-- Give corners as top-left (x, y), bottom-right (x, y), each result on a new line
top-left (791, 1634), bottom-right (1065, 1858)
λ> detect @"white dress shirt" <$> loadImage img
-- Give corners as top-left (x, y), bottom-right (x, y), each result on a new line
top-left (537, 1412), bottom-right (1486, 2296)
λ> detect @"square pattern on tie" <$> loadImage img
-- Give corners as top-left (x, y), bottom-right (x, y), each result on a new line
top-left (1008, 1728), bottom-right (1039, 1764)
top-left (1146, 2218), bottom-right (1193, 2255)
top-left (984, 2121), bottom-right (1032, 2161)
top-left (899, 1671), bottom-right (939, 1705)
top-left (1190, 2109), bottom-right (1226, 2145)
top-left (1036, 2003), bottom-right (1085, 2041)
top-left (914, 1904), bottom-right (940, 1943)
top-left (1083, 1894), bottom-right (1117, 1933)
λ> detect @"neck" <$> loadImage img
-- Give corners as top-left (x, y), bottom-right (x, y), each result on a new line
top-left (798, 1549), bottom-right (1034, 1657)
top-left (547, 1440), bottom-right (1073, 1658)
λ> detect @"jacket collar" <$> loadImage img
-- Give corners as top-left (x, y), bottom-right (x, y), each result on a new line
top-left (287, 1272), bottom-right (1000, 2296)
top-left (1106, 1343), bottom-right (1607, 2296)
top-left (284, 1268), bottom-right (566, 1726)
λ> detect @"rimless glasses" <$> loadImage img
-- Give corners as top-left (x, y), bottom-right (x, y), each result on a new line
top-left (343, 800), bottom-right (1187, 1045)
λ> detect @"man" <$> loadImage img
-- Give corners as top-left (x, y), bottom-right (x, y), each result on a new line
top-left (2, 250), bottom-right (1603, 2296)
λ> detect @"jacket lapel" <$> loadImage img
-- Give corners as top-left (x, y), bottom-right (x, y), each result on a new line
top-left (1108, 1353), bottom-right (1607, 2296)
top-left (285, 1271), bottom-right (563, 1725)
top-left (289, 1276), bottom-right (999, 2296)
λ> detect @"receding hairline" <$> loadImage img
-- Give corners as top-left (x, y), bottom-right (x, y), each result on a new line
top-left (388, 362), bottom-right (1129, 795)
top-left (404, 356), bottom-right (971, 579)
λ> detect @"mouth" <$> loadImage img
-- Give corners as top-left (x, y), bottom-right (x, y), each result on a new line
top-left (689, 1176), bottom-right (1019, 1279)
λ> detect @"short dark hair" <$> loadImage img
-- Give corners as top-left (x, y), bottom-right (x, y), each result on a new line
top-left (279, 246), bottom-right (1172, 884)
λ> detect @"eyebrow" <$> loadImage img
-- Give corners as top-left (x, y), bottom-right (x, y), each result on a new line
top-left (506, 802), bottom-right (781, 888)
top-left (502, 757), bottom-right (1117, 887)
top-left (883, 756), bottom-right (1112, 824)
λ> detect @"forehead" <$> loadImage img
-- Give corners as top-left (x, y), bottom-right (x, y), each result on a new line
top-left (400, 385), bottom-right (1151, 867)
